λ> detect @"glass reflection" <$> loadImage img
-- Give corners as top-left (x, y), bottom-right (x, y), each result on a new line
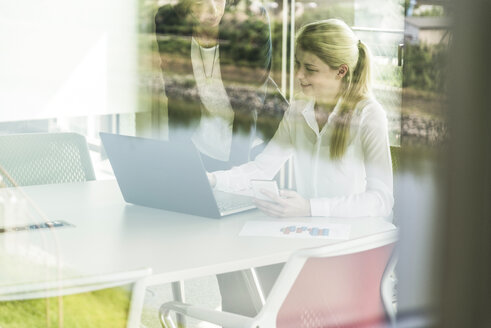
top-left (154, 0), bottom-right (287, 171)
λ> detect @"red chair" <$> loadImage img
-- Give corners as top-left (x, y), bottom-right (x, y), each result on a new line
top-left (159, 229), bottom-right (398, 328)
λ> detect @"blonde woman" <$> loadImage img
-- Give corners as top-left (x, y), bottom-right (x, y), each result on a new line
top-left (209, 19), bottom-right (394, 219)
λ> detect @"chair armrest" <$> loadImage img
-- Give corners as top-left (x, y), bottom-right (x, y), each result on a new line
top-left (0, 267), bottom-right (152, 301)
top-left (382, 251), bottom-right (398, 326)
top-left (159, 301), bottom-right (255, 328)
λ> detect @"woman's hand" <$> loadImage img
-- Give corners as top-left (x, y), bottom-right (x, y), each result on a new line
top-left (254, 189), bottom-right (311, 218)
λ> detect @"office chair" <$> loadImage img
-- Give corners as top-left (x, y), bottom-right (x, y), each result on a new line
top-left (0, 132), bottom-right (95, 187)
top-left (0, 266), bottom-right (152, 328)
top-left (159, 230), bottom-right (398, 328)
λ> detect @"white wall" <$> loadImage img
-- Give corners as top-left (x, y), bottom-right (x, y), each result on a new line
top-left (0, 0), bottom-right (139, 121)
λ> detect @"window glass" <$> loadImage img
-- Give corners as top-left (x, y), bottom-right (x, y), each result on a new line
top-left (0, 1), bottom-right (454, 326)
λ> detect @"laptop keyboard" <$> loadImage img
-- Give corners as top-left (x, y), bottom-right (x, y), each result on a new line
top-left (213, 190), bottom-right (255, 214)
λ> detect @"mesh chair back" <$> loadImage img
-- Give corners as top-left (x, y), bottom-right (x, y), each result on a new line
top-left (276, 242), bottom-right (395, 328)
top-left (0, 133), bottom-right (95, 187)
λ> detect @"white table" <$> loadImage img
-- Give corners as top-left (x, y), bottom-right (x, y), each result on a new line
top-left (0, 180), bottom-right (396, 327)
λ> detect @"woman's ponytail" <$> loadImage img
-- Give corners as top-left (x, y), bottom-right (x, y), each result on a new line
top-left (330, 40), bottom-right (372, 159)
top-left (351, 40), bottom-right (371, 99)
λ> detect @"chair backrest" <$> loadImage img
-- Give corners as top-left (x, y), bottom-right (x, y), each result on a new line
top-left (0, 266), bottom-right (152, 301)
top-left (0, 132), bottom-right (95, 187)
top-left (256, 230), bottom-right (398, 328)
top-left (0, 266), bottom-right (152, 328)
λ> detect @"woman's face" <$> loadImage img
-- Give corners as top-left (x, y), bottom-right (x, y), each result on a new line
top-left (190, 0), bottom-right (226, 27)
top-left (295, 49), bottom-right (342, 102)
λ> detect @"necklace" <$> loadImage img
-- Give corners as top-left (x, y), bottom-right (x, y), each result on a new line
top-left (198, 43), bottom-right (218, 79)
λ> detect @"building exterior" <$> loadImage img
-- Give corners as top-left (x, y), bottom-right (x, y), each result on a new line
top-left (405, 16), bottom-right (450, 45)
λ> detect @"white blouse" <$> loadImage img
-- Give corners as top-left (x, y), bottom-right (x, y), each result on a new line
top-left (190, 38), bottom-right (234, 161)
top-left (213, 97), bottom-right (394, 218)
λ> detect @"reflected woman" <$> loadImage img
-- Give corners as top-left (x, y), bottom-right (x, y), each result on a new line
top-left (155, 0), bottom-right (286, 171)
top-left (210, 19), bottom-right (394, 219)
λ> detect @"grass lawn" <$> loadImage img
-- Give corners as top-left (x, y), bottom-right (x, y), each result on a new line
top-left (0, 287), bottom-right (131, 328)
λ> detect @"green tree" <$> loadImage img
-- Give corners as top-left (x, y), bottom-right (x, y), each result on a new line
top-left (403, 43), bottom-right (447, 93)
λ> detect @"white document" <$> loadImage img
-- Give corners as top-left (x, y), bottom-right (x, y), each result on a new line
top-left (240, 220), bottom-right (351, 240)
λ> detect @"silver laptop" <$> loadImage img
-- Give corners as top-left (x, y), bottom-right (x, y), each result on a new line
top-left (100, 133), bottom-right (255, 218)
